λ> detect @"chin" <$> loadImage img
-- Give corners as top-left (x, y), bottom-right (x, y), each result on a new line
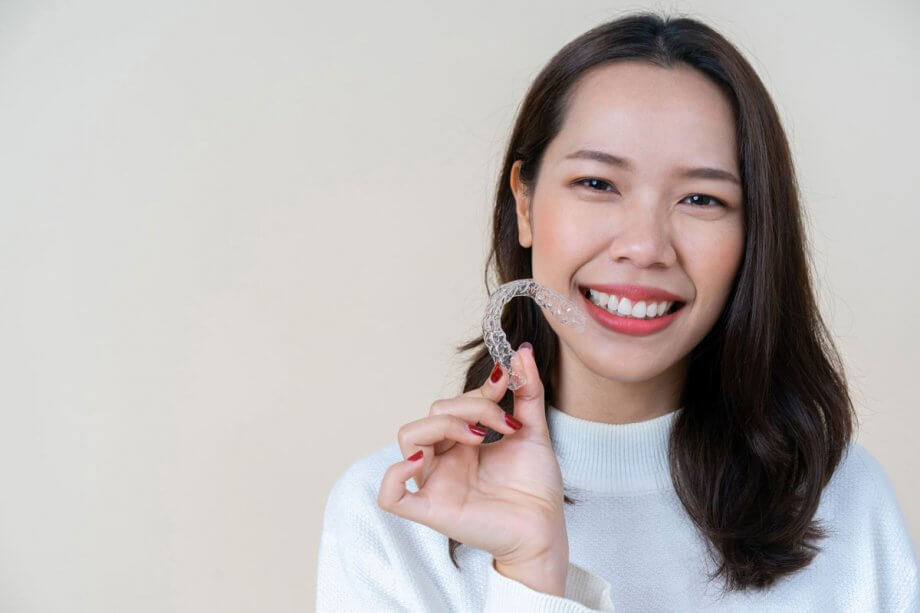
top-left (583, 351), bottom-right (678, 383)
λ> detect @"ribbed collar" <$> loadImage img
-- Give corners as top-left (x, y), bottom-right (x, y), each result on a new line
top-left (546, 404), bottom-right (682, 495)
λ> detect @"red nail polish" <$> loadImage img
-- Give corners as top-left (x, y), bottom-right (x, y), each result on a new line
top-left (489, 363), bottom-right (502, 383)
top-left (505, 413), bottom-right (522, 430)
top-left (407, 450), bottom-right (423, 461)
top-left (468, 424), bottom-right (488, 436)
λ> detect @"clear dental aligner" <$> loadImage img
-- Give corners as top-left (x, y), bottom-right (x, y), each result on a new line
top-left (482, 279), bottom-right (586, 391)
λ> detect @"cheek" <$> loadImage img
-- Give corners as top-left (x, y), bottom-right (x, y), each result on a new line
top-left (532, 198), bottom-right (589, 259)
top-left (683, 222), bottom-right (744, 304)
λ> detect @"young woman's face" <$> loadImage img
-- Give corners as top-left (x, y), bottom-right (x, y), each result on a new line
top-left (511, 60), bottom-right (745, 383)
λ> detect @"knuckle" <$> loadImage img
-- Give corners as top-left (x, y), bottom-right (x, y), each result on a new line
top-left (396, 423), bottom-right (409, 446)
top-left (432, 413), bottom-right (458, 435)
top-left (429, 399), bottom-right (446, 416)
top-left (477, 399), bottom-right (501, 422)
top-left (434, 413), bottom-right (455, 429)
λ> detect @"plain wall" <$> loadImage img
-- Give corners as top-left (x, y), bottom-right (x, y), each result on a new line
top-left (0, 0), bottom-right (917, 611)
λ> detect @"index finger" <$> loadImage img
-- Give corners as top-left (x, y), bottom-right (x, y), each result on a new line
top-left (460, 358), bottom-right (513, 403)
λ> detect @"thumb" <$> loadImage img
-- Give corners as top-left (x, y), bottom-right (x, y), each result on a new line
top-left (510, 342), bottom-right (549, 437)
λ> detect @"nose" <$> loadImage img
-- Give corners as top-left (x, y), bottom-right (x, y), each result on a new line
top-left (607, 204), bottom-right (677, 269)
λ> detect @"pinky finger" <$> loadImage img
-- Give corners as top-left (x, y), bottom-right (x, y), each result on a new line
top-left (376, 453), bottom-right (431, 523)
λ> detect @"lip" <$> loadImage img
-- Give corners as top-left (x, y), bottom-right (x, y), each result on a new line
top-left (578, 283), bottom-right (685, 303)
top-left (581, 291), bottom-right (685, 337)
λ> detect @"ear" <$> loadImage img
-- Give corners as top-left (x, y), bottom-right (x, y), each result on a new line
top-left (510, 160), bottom-right (533, 249)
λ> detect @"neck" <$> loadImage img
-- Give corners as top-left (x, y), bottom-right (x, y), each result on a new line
top-left (552, 342), bottom-right (687, 424)
top-left (545, 403), bottom-right (681, 493)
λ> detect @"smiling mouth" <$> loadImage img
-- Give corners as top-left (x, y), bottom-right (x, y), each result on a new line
top-left (581, 286), bottom-right (686, 318)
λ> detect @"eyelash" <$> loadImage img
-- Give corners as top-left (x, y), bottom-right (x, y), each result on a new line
top-left (573, 177), bottom-right (726, 208)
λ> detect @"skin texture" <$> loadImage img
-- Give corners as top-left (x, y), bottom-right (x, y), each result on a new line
top-left (511, 60), bottom-right (746, 425)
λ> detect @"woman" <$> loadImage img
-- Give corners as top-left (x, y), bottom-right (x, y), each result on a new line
top-left (316, 12), bottom-right (919, 612)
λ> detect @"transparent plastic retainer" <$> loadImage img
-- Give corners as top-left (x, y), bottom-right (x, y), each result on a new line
top-left (482, 279), bottom-right (586, 391)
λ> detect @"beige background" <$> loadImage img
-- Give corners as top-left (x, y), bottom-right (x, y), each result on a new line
top-left (0, 0), bottom-right (917, 611)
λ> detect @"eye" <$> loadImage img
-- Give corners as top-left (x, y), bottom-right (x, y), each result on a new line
top-left (573, 177), bottom-right (616, 192)
top-left (681, 193), bottom-right (725, 208)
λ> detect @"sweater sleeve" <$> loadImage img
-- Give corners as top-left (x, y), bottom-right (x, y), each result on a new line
top-left (484, 557), bottom-right (617, 612)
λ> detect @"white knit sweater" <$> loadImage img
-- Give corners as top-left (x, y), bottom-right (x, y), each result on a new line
top-left (315, 406), bottom-right (920, 611)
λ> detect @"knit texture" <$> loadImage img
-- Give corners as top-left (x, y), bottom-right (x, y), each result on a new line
top-left (316, 406), bottom-right (920, 611)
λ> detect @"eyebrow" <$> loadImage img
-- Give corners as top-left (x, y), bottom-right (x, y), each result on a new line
top-left (563, 149), bottom-right (742, 186)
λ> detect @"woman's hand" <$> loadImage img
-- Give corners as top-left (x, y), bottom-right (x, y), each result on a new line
top-left (377, 343), bottom-right (569, 596)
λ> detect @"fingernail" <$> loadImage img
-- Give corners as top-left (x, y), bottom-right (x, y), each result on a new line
top-left (407, 450), bottom-right (423, 461)
top-left (489, 363), bottom-right (502, 383)
top-left (519, 341), bottom-right (533, 353)
top-left (505, 413), bottom-right (522, 430)
top-left (468, 424), bottom-right (488, 436)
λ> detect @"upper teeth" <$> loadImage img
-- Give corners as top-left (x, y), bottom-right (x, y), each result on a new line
top-left (587, 289), bottom-right (676, 319)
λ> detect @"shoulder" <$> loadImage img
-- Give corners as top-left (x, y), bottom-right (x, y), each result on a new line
top-left (824, 439), bottom-right (902, 510)
top-left (820, 439), bottom-right (918, 564)
top-left (317, 442), bottom-right (409, 577)
top-left (818, 440), bottom-right (920, 609)
top-left (321, 441), bottom-right (403, 522)
top-left (318, 442), bottom-right (458, 579)
top-left (320, 442), bottom-right (440, 551)
top-left (316, 446), bottom-right (466, 610)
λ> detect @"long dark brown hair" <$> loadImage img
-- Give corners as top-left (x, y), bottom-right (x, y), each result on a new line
top-left (449, 11), bottom-right (857, 593)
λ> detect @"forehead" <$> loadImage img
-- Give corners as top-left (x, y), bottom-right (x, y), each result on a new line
top-left (548, 60), bottom-right (739, 172)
